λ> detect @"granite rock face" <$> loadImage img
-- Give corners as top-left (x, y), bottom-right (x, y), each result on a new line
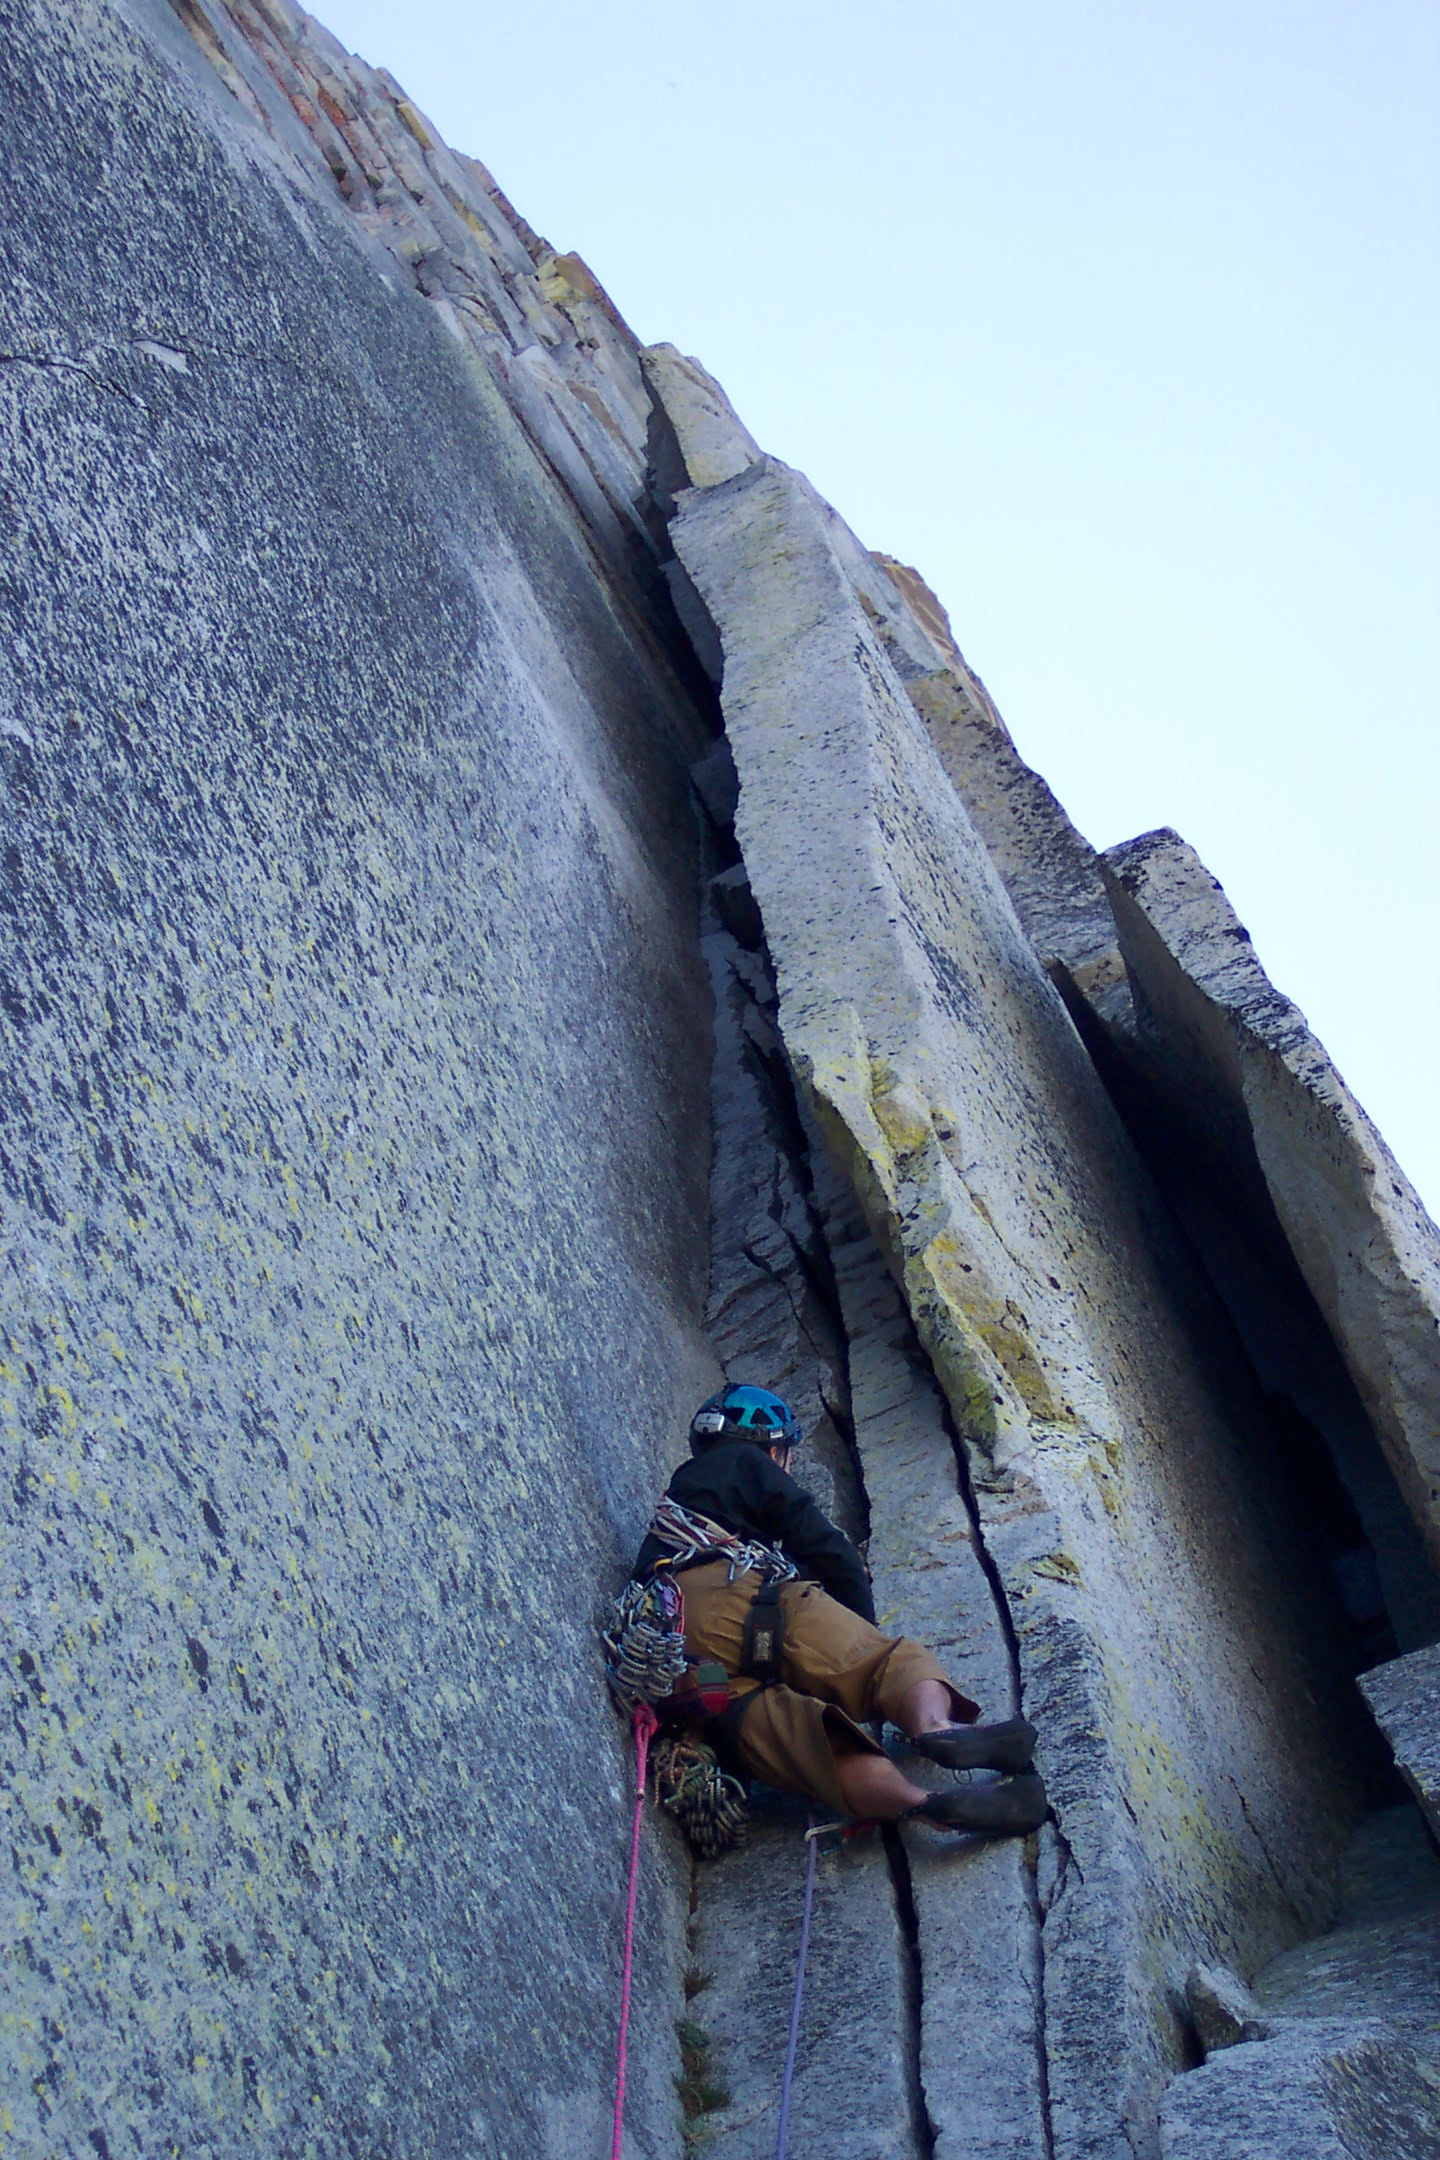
top-left (668, 451), bottom-right (1397, 2153)
top-left (1184, 1963), bottom-right (1272, 2053)
top-left (698, 838), bottom-right (861, 1534)
top-left (818, 1164), bottom-right (1050, 2160)
top-left (640, 344), bottom-right (763, 503)
top-left (1160, 2022), bottom-right (1440, 2160)
top-left (866, 556), bottom-right (1129, 1022)
top-left (6, 4), bottom-right (1440, 2158)
top-left (0, 2), bottom-right (716, 2153)
top-left (1162, 1806), bottom-right (1440, 2157)
top-left (1359, 1643), bottom-right (1440, 1840)
top-left (1102, 829), bottom-right (1440, 1578)
top-left (691, 1812), bottom-right (924, 2160)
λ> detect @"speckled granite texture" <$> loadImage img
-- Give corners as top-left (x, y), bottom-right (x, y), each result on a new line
top-left (0, 1), bottom-right (716, 2152)
top-left (670, 452), bottom-right (1396, 2156)
top-left (1161, 1808), bottom-right (1440, 2157)
top-left (6, 3), bottom-right (1440, 2157)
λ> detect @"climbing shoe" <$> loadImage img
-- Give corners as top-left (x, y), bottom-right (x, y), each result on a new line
top-left (913, 1716), bottom-right (1037, 1776)
top-left (911, 1772), bottom-right (1048, 1835)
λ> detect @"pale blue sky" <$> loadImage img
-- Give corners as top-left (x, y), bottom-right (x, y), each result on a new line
top-left (318, 0), bottom-right (1439, 1213)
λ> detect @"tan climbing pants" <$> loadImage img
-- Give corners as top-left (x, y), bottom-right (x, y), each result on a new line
top-left (678, 1559), bottom-right (979, 1816)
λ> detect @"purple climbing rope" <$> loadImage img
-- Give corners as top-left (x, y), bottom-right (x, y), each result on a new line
top-left (611, 1701), bottom-right (659, 2160)
top-left (774, 1819), bottom-right (820, 2160)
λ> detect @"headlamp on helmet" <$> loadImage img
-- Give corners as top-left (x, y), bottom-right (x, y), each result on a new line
top-left (690, 1384), bottom-right (802, 1452)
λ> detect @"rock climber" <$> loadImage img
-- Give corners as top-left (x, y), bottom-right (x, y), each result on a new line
top-left (631, 1384), bottom-right (1047, 1832)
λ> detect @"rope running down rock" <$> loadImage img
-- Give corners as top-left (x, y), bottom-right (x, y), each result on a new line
top-left (611, 1702), bottom-right (659, 2160)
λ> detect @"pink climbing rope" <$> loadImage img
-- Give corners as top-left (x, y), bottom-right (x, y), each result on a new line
top-left (611, 1702), bottom-right (659, 2160)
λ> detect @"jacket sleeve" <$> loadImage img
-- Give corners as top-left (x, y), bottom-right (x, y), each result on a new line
top-left (750, 1453), bottom-right (875, 1622)
top-left (631, 1530), bottom-right (663, 1582)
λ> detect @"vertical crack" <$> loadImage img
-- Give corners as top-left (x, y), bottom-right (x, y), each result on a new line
top-left (705, 901), bottom-right (869, 1542)
top-left (1232, 1780), bottom-right (1311, 1934)
top-left (935, 1389), bottom-right (1024, 1708)
top-left (934, 1376), bottom-right (1059, 2157)
top-left (1021, 1838), bottom-right (1058, 2160)
top-left (881, 1824), bottom-right (939, 2160)
top-left (711, 946), bottom-right (926, 2139)
top-left (699, 807), bottom-right (1051, 2156)
top-left (821, 1389), bottom-right (871, 1547)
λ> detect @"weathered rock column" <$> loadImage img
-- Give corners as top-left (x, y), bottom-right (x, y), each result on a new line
top-left (668, 450), bottom-right (1386, 2155)
top-left (1100, 829), bottom-right (1440, 1584)
top-left (814, 1157), bottom-right (1051, 2160)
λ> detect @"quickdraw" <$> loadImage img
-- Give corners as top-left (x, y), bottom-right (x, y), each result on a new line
top-left (603, 1571), bottom-right (688, 1711)
top-left (646, 1495), bottom-right (798, 1586)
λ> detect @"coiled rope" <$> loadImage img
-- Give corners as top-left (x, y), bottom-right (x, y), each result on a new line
top-left (652, 1731), bottom-right (749, 1859)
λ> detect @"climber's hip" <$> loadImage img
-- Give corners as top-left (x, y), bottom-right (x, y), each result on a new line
top-left (677, 1560), bottom-right (973, 1812)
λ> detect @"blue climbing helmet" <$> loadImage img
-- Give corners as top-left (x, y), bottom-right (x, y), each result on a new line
top-left (690, 1384), bottom-right (802, 1452)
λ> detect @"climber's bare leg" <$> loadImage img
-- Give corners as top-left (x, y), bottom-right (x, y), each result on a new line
top-left (833, 1748), bottom-right (931, 1820)
top-left (895, 1678), bottom-right (956, 1737)
top-left (897, 1680), bottom-right (1039, 1776)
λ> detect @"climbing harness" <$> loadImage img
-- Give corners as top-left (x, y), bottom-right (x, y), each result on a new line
top-left (652, 1729), bottom-right (749, 1858)
top-left (646, 1496), bottom-right (799, 1586)
top-left (603, 1451), bottom-right (833, 2151)
top-left (774, 1820), bottom-right (821, 2160)
top-left (611, 1702), bottom-right (658, 2160)
top-left (605, 1501), bottom-right (797, 1715)
top-left (603, 1572), bottom-right (689, 1711)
